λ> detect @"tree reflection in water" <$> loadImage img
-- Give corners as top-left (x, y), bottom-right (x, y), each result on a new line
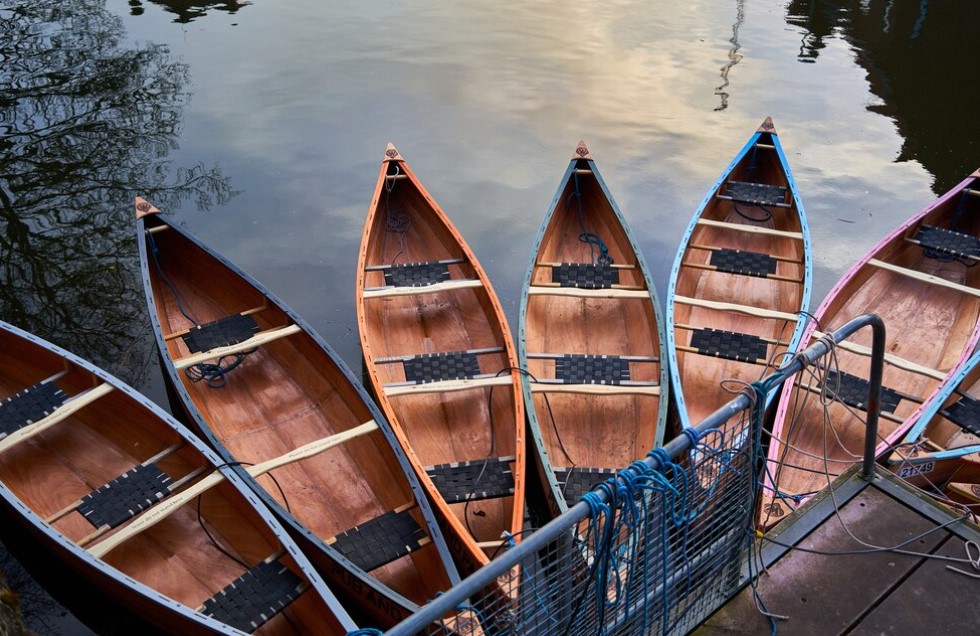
top-left (0, 0), bottom-right (234, 389)
top-left (127, 0), bottom-right (251, 23)
top-left (1, 4), bottom-right (233, 631)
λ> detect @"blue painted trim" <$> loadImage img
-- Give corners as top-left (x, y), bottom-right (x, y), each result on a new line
top-left (899, 347), bottom-right (980, 458)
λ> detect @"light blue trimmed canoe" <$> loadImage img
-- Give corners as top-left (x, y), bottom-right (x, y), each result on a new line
top-left (665, 117), bottom-right (812, 432)
top-left (518, 141), bottom-right (670, 518)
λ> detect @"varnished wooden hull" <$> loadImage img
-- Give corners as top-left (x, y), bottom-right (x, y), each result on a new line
top-left (518, 141), bottom-right (669, 518)
top-left (666, 117), bottom-right (812, 432)
top-left (355, 144), bottom-right (526, 576)
top-left (0, 320), bottom-right (354, 635)
top-left (761, 169), bottom-right (980, 528)
top-left (135, 199), bottom-right (460, 628)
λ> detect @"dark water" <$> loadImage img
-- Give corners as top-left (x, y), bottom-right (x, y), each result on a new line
top-left (1, 0), bottom-right (978, 633)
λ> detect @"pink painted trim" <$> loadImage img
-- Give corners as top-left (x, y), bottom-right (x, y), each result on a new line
top-left (764, 171), bottom-right (980, 507)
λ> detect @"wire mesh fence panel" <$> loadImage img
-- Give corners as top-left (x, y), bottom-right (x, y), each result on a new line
top-left (392, 410), bottom-right (757, 636)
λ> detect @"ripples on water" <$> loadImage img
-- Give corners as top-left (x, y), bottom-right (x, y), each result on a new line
top-left (1, 0), bottom-right (978, 633)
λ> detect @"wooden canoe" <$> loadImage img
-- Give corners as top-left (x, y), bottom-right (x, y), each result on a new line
top-left (518, 141), bottom-right (669, 517)
top-left (0, 319), bottom-right (356, 635)
top-left (666, 117), bottom-right (812, 431)
top-left (888, 346), bottom-right (980, 489)
top-left (135, 198), bottom-right (461, 628)
top-left (760, 168), bottom-right (980, 529)
top-left (355, 143), bottom-right (526, 576)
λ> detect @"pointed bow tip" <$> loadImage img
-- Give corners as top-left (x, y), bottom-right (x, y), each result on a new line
top-left (573, 141), bottom-right (592, 160)
top-left (971, 167), bottom-right (980, 178)
top-left (758, 116), bottom-right (777, 134)
top-left (134, 196), bottom-right (160, 219)
top-left (384, 142), bottom-right (403, 162)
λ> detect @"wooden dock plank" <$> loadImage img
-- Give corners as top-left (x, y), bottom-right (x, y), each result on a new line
top-left (696, 487), bottom-right (946, 635)
top-left (850, 537), bottom-right (980, 634)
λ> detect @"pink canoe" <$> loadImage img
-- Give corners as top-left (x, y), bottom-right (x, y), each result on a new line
top-left (760, 168), bottom-right (980, 529)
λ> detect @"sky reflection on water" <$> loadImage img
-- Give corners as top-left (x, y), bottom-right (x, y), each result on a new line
top-left (2, 0), bottom-right (979, 633)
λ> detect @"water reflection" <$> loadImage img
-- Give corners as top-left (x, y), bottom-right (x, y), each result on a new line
top-left (786, 0), bottom-right (979, 193)
top-left (714, 0), bottom-right (745, 111)
top-left (0, 0), bottom-right (234, 388)
top-left (127, 0), bottom-right (250, 22)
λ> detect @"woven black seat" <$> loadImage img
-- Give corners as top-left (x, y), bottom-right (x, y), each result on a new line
top-left (78, 463), bottom-right (173, 529)
top-left (200, 559), bottom-right (303, 633)
top-left (710, 248), bottom-right (778, 278)
top-left (403, 351), bottom-right (480, 384)
top-left (0, 382), bottom-right (68, 438)
top-left (555, 467), bottom-right (617, 506)
top-left (689, 328), bottom-right (768, 364)
top-left (182, 314), bottom-right (260, 353)
top-left (724, 181), bottom-right (787, 207)
top-left (426, 456), bottom-right (516, 503)
top-left (914, 225), bottom-right (980, 260)
top-left (552, 263), bottom-right (619, 289)
top-left (821, 369), bottom-right (902, 414)
top-left (331, 509), bottom-right (427, 572)
top-left (384, 261), bottom-right (451, 287)
top-left (555, 355), bottom-right (630, 385)
top-left (942, 395), bottom-right (980, 437)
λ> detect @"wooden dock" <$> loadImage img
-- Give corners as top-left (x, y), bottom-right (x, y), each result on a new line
top-left (696, 464), bottom-right (980, 635)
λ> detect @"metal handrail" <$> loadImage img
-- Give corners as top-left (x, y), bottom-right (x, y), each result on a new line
top-left (384, 313), bottom-right (885, 635)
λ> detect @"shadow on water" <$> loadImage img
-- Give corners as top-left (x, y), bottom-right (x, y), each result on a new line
top-left (126, 0), bottom-right (251, 23)
top-left (0, 1), bottom-right (233, 633)
top-left (786, 0), bottom-right (980, 193)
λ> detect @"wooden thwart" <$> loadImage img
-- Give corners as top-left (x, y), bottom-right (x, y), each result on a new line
top-left (811, 330), bottom-right (946, 381)
top-left (384, 375), bottom-right (513, 397)
top-left (527, 286), bottom-right (649, 299)
top-left (672, 295), bottom-right (800, 322)
top-left (364, 258), bottom-right (466, 272)
top-left (529, 382), bottom-right (660, 396)
top-left (675, 323), bottom-right (789, 347)
top-left (536, 261), bottom-right (637, 270)
top-left (173, 324), bottom-right (302, 369)
top-left (680, 259), bottom-right (802, 283)
top-left (362, 279), bottom-right (482, 299)
top-left (868, 259), bottom-right (980, 298)
top-left (0, 384), bottom-right (114, 455)
top-left (374, 347), bottom-right (503, 364)
top-left (86, 421), bottom-right (379, 558)
top-left (532, 281), bottom-right (645, 291)
top-left (696, 218), bottom-right (803, 239)
top-left (689, 243), bottom-right (802, 263)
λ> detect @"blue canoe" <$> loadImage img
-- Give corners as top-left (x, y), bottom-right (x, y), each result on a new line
top-left (665, 117), bottom-right (813, 432)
